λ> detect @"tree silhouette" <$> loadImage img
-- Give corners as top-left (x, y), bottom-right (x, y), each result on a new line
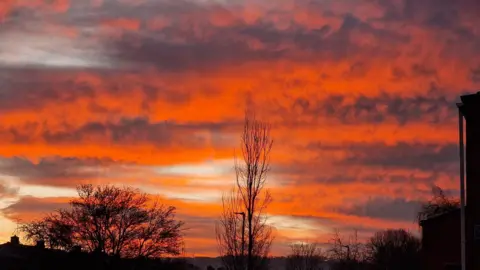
top-left (20, 184), bottom-right (184, 258)
top-left (216, 112), bottom-right (274, 270)
top-left (417, 185), bottom-right (460, 224)
top-left (366, 229), bottom-right (421, 270)
top-left (286, 242), bottom-right (326, 270)
top-left (328, 229), bottom-right (366, 270)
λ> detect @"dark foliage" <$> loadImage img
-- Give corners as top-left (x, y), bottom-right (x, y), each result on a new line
top-left (0, 242), bottom-right (198, 270)
top-left (286, 242), bottom-right (325, 270)
top-left (329, 230), bottom-right (368, 270)
top-left (417, 185), bottom-right (460, 224)
top-left (366, 229), bottom-right (421, 270)
top-left (20, 184), bottom-right (184, 258)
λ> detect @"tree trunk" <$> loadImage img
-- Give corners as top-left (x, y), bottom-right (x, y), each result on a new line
top-left (248, 210), bottom-right (253, 270)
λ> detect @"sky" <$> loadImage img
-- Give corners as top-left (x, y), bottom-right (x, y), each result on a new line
top-left (0, 0), bottom-right (479, 257)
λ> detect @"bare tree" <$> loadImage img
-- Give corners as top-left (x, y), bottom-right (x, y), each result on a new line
top-left (329, 230), bottom-right (366, 270)
top-left (216, 189), bottom-right (246, 270)
top-left (286, 242), bottom-right (326, 270)
top-left (366, 229), bottom-right (421, 270)
top-left (20, 213), bottom-right (74, 250)
top-left (216, 112), bottom-right (274, 270)
top-left (20, 184), bottom-right (184, 258)
top-left (417, 185), bottom-right (459, 224)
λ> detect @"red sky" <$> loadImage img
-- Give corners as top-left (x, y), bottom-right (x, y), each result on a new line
top-left (0, 0), bottom-right (479, 257)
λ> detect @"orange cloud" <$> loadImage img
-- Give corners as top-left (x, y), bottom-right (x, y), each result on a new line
top-left (102, 18), bottom-right (141, 31)
top-left (0, 0), bottom-right (478, 257)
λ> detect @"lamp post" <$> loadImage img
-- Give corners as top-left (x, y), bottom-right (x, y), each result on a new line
top-left (235, 212), bottom-right (246, 269)
top-left (457, 103), bottom-right (466, 270)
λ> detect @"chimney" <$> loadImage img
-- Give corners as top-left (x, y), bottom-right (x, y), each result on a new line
top-left (459, 92), bottom-right (480, 270)
top-left (36, 240), bottom-right (45, 249)
top-left (10, 235), bottom-right (20, 245)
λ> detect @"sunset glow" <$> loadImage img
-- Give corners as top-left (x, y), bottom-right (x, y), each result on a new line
top-left (0, 0), bottom-right (479, 257)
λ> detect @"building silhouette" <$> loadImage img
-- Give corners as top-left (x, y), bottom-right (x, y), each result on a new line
top-left (421, 92), bottom-right (480, 270)
top-left (0, 235), bottom-right (200, 270)
top-left (421, 208), bottom-right (461, 269)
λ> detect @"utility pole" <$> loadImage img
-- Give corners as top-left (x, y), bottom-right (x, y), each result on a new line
top-left (235, 212), bottom-right (246, 269)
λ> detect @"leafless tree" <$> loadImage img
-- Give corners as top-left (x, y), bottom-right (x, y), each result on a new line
top-left (216, 188), bottom-right (246, 270)
top-left (216, 112), bottom-right (274, 270)
top-left (20, 184), bottom-right (184, 258)
top-left (286, 242), bottom-right (326, 270)
top-left (416, 185), bottom-right (460, 224)
top-left (20, 213), bottom-right (74, 250)
top-left (328, 230), bottom-right (366, 270)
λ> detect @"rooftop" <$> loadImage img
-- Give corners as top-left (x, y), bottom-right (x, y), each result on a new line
top-left (419, 208), bottom-right (461, 226)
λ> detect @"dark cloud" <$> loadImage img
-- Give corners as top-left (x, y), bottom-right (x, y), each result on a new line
top-left (336, 13), bottom-right (409, 45)
top-left (103, 2), bottom-right (408, 69)
top-left (2, 0), bottom-right (479, 73)
top-left (0, 117), bottom-right (238, 148)
top-left (278, 93), bottom-right (456, 125)
top-left (109, 27), bottom-right (285, 72)
top-left (368, 0), bottom-right (480, 61)
top-left (0, 182), bottom-right (18, 199)
top-left (0, 0), bottom-right (476, 123)
top-left (391, 67), bottom-right (407, 81)
top-left (343, 62), bottom-right (368, 79)
top-left (3, 0), bottom-right (411, 71)
top-left (423, 10), bottom-right (456, 29)
top-left (335, 197), bottom-right (421, 222)
top-left (0, 157), bottom-right (112, 187)
top-left (42, 118), bottom-right (236, 146)
top-left (387, 174), bottom-right (439, 187)
top-left (411, 64), bottom-right (437, 78)
top-left (1, 196), bottom-right (69, 221)
top-left (0, 68), bottom-right (196, 114)
top-left (273, 160), bottom-right (440, 186)
top-left (109, 11), bottom-right (410, 71)
top-left (341, 142), bottom-right (456, 172)
top-left (471, 66), bottom-right (480, 83)
top-left (375, 0), bottom-right (479, 26)
top-left (43, 118), bottom-right (174, 145)
top-left (307, 174), bottom-right (391, 185)
top-left (0, 69), bottom-right (95, 113)
top-left (309, 141), bottom-right (457, 172)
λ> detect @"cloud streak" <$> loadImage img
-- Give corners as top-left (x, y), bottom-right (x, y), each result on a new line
top-left (0, 157), bottom-right (112, 187)
top-left (0, 0), bottom-right (478, 256)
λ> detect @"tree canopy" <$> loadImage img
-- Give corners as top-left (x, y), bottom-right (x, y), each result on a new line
top-left (366, 229), bottom-right (421, 270)
top-left (20, 184), bottom-right (184, 258)
top-left (417, 185), bottom-right (460, 224)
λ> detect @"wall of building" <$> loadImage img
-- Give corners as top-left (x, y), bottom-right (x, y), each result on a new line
top-left (422, 210), bottom-right (461, 270)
